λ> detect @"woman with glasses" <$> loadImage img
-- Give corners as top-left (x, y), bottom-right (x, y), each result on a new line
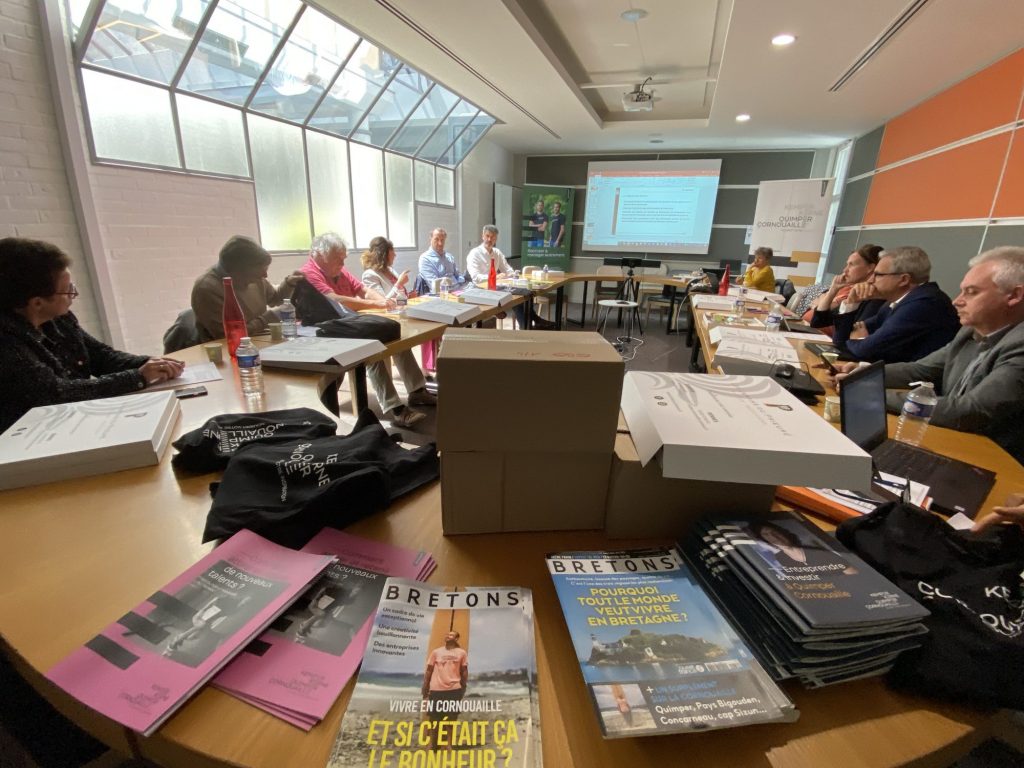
top-left (0, 237), bottom-right (185, 433)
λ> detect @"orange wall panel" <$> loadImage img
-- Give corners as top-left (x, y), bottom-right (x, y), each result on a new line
top-left (993, 132), bottom-right (1024, 218)
top-left (876, 48), bottom-right (1024, 167)
top-left (864, 134), bottom-right (1010, 225)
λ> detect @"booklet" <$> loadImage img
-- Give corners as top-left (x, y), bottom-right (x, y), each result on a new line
top-left (214, 529), bottom-right (436, 729)
top-left (325, 579), bottom-right (538, 768)
top-left (546, 547), bottom-right (796, 738)
top-left (459, 287), bottom-right (515, 307)
top-left (45, 529), bottom-right (334, 736)
top-left (260, 337), bottom-right (387, 372)
top-left (405, 298), bottom-right (482, 325)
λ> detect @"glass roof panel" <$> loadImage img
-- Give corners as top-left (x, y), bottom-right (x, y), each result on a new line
top-left (178, 0), bottom-right (301, 105)
top-left (349, 65), bottom-right (431, 147)
top-left (248, 6), bottom-right (359, 123)
top-left (416, 99), bottom-right (478, 162)
top-left (438, 112), bottom-right (496, 167)
top-left (82, 0), bottom-right (211, 84)
top-left (307, 39), bottom-right (401, 137)
top-left (386, 82), bottom-right (459, 155)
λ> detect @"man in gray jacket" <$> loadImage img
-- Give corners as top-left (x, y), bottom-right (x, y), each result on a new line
top-left (876, 246), bottom-right (1024, 464)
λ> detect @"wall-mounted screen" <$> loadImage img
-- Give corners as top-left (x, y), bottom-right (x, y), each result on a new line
top-left (582, 159), bottom-right (722, 254)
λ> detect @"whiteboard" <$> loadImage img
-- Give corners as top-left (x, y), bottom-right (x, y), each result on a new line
top-left (494, 182), bottom-right (522, 258)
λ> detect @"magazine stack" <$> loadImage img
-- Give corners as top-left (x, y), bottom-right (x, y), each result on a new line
top-left (325, 579), bottom-right (539, 768)
top-left (214, 530), bottom-right (436, 729)
top-left (680, 511), bottom-right (930, 688)
top-left (546, 547), bottom-right (796, 738)
top-left (46, 529), bottom-right (334, 736)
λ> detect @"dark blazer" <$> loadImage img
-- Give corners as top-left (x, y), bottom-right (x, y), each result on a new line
top-left (884, 323), bottom-right (1024, 465)
top-left (832, 282), bottom-right (959, 363)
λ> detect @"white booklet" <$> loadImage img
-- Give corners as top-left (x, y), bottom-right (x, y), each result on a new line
top-left (259, 337), bottom-right (387, 372)
top-left (405, 298), bottom-right (482, 325)
top-left (0, 391), bottom-right (179, 490)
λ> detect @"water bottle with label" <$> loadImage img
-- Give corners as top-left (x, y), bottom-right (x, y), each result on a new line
top-left (440, 277), bottom-right (452, 301)
top-left (278, 298), bottom-right (297, 338)
top-left (765, 302), bottom-right (783, 333)
top-left (542, 264), bottom-right (550, 280)
top-left (235, 337), bottom-right (264, 395)
top-left (894, 381), bottom-right (937, 446)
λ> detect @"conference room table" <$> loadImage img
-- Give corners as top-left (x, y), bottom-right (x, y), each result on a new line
top-left (0, 341), bottom-right (1013, 768)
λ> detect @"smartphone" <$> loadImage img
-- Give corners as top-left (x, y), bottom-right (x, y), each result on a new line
top-left (175, 385), bottom-right (208, 399)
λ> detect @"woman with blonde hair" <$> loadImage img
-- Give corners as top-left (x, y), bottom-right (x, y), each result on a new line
top-left (361, 236), bottom-right (416, 301)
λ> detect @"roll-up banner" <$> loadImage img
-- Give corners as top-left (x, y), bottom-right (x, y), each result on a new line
top-left (521, 185), bottom-right (574, 271)
top-left (750, 178), bottom-right (835, 265)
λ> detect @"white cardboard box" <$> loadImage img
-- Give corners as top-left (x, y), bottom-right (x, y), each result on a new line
top-left (405, 298), bottom-right (482, 325)
top-left (0, 391), bottom-right (180, 490)
top-left (260, 337), bottom-right (386, 372)
top-left (458, 288), bottom-right (515, 307)
top-left (620, 371), bottom-right (872, 490)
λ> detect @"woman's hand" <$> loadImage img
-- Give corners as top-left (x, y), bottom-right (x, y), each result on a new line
top-left (140, 357), bottom-right (184, 385)
top-left (396, 270), bottom-right (410, 288)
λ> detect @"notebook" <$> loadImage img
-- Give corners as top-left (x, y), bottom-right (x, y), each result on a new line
top-left (839, 362), bottom-right (995, 518)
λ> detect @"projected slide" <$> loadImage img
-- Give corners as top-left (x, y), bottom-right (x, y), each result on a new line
top-left (583, 159), bottom-right (722, 254)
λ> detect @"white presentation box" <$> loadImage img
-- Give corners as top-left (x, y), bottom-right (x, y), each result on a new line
top-left (259, 337), bottom-right (386, 372)
top-left (0, 391), bottom-right (180, 490)
top-left (458, 288), bottom-right (515, 307)
top-left (620, 371), bottom-right (871, 490)
top-left (405, 298), bottom-right (482, 325)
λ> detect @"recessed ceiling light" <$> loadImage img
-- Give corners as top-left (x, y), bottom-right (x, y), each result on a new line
top-left (735, 113), bottom-right (751, 122)
top-left (772, 33), bottom-right (796, 46)
top-left (650, 139), bottom-right (664, 144)
top-left (612, 42), bottom-right (631, 47)
top-left (620, 8), bottom-right (648, 22)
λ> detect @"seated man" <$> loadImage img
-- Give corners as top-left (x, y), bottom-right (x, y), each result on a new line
top-left (0, 237), bottom-right (184, 432)
top-left (838, 246), bottom-right (1024, 465)
top-left (300, 233), bottom-right (434, 429)
top-left (742, 247), bottom-right (776, 292)
top-left (191, 235), bottom-right (303, 341)
top-left (832, 246), bottom-right (959, 363)
top-left (418, 228), bottom-right (467, 289)
top-left (466, 225), bottom-right (554, 330)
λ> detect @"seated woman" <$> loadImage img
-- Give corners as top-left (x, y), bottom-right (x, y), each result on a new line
top-left (807, 243), bottom-right (886, 337)
top-left (0, 237), bottom-right (184, 433)
top-left (361, 235), bottom-right (415, 302)
top-left (742, 246), bottom-right (776, 292)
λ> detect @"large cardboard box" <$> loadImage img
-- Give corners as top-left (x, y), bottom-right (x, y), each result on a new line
top-left (605, 432), bottom-right (776, 539)
top-left (437, 329), bottom-right (624, 453)
top-left (437, 330), bottom-right (624, 533)
top-left (441, 451), bottom-right (611, 533)
top-left (620, 371), bottom-right (872, 490)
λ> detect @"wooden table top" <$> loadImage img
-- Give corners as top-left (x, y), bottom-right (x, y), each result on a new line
top-left (0, 340), bottom-right (1001, 768)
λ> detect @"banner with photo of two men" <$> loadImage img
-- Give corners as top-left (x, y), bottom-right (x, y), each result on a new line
top-left (521, 185), bottom-right (574, 271)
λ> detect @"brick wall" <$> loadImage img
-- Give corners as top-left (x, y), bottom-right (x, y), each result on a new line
top-left (0, 0), bottom-right (100, 334)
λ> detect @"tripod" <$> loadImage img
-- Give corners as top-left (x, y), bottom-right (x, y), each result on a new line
top-left (597, 264), bottom-right (644, 360)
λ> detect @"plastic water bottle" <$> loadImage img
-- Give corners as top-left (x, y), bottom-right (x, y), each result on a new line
top-left (278, 298), bottom-right (297, 338)
top-left (765, 302), bottom-right (783, 333)
top-left (894, 382), bottom-right (937, 446)
top-left (542, 264), bottom-right (550, 280)
top-left (236, 337), bottom-right (264, 395)
top-left (440, 277), bottom-right (452, 301)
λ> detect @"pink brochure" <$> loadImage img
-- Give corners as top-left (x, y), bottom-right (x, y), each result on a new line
top-left (213, 528), bottom-right (435, 727)
top-left (45, 529), bottom-right (335, 735)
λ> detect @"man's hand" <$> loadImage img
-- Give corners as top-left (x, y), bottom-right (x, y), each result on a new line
top-left (845, 282), bottom-right (877, 306)
top-left (830, 361), bottom-right (861, 389)
top-left (972, 494), bottom-right (1024, 532)
top-left (850, 320), bottom-right (868, 340)
top-left (140, 357), bottom-right (185, 385)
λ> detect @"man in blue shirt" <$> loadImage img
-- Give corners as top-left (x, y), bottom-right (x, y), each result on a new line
top-left (417, 228), bottom-right (466, 290)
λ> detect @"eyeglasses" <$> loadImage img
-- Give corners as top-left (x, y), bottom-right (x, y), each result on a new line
top-left (54, 283), bottom-right (79, 298)
top-left (871, 271), bottom-right (907, 278)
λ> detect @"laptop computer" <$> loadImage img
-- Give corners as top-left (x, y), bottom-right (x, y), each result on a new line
top-left (839, 362), bottom-right (995, 518)
top-left (782, 317), bottom-right (829, 336)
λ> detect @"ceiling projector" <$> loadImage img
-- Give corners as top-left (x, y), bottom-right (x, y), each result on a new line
top-left (622, 84), bottom-right (654, 112)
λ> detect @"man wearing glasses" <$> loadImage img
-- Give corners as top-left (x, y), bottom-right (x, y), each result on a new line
top-left (0, 238), bottom-right (184, 433)
top-left (831, 246), bottom-right (959, 363)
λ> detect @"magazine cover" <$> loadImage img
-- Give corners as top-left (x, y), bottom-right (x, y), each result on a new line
top-left (214, 529), bottom-right (435, 728)
top-left (325, 579), bottom-right (537, 768)
top-left (45, 529), bottom-right (334, 735)
top-left (546, 547), bottom-right (795, 737)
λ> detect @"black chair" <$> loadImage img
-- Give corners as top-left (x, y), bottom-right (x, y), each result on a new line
top-left (775, 278), bottom-right (796, 303)
top-left (162, 308), bottom-right (200, 353)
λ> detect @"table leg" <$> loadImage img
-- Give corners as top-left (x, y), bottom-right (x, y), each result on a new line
top-left (351, 364), bottom-right (369, 416)
top-left (573, 281), bottom-right (589, 327)
top-left (666, 286), bottom-right (678, 334)
top-left (555, 286), bottom-right (565, 329)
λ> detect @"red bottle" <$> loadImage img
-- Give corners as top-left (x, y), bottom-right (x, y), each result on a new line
top-left (222, 276), bottom-right (247, 358)
top-left (487, 257), bottom-right (497, 290)
top-left (718, 264), bottom-right (731, 296)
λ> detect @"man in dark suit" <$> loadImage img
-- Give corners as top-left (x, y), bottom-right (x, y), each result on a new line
top-left (837, 246), bottom-right (1024, 465)
top-left (831, 246), bottom-right (959, 363)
